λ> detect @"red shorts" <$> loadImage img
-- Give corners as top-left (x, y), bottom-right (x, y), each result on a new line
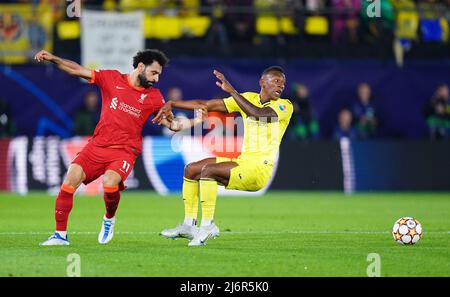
top-left (71, 142), bottom-right (137, 190)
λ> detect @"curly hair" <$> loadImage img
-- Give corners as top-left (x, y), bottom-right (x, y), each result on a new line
top-left (132, 49), bottom-right (169, 69)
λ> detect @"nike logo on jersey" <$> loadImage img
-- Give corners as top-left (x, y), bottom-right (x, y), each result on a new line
top-left (116, 86), bottom-right (125, 89)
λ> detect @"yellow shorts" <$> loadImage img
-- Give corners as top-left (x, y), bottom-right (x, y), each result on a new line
top-left (216, 157), bottom-right (273, 192)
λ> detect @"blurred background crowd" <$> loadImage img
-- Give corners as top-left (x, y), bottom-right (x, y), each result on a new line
top-left (2, 0), bottom-right (449, 58)
top-left (0, 0), bottom-right (449, 140)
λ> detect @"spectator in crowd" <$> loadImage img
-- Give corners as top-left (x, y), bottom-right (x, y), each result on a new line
top-left (0, 99), bottom-right (15, 138)
top-left (331, 0), bottom-right (361, 44)
top-left (360, 0), bottom-right (395, 45)
top-left (445, 0), bottom-right (450, 24)
top-left (162, 87), bottom-right (190, 136)
top-left (224, 0), bottom-right (255, 43)
top-left (288, 83), bottom-right (320, 140)
top-left (74, 90), bottom-right (100, 136)
top-left (424, 83), bottom-right (450, 140)
top-left (333, 108), bottom-right (358, 140)
top-left (304, 0), bottom-right (325, 13)
top-left (352, 82), bottom-right (377, 139)
top-left (390, 0), bottom-right (418, 66)
top-left (417, 0), bottom-right (447, 20)
top-left (203, 0), bottom-right (230, 50)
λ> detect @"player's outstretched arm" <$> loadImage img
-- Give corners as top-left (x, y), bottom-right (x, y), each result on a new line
top-left (158, 108), bottom-right (208, 132)
top-left (152, 98), bottom-right (227, 124)
top-left (34, 50), bottom-right (92, 80)
top-left (214, 70), bottom-right (278, 121)
top-left (167, 98), bottom-right (227, 113)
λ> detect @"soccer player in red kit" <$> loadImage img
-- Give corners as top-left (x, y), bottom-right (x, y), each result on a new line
top-left (34, 49), bottom-right (204, 246)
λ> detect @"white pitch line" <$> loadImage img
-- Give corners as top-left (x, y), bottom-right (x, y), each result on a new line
top-left (0, 231), bottom-right (448, 236)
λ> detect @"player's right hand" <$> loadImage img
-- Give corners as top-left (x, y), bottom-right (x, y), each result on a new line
top-left (34, 50), bottom-right (54, 62)
top-left (152, 101), bottom-right (172, 124)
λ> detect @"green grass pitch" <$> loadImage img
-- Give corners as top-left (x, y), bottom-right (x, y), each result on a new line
top-left (0, 191), bottom-right (449, 277)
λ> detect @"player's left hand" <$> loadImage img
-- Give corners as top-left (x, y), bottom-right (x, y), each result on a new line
top-left (195, 107), bottom-right (208, 123)
top-left (214, 70), bottom-right (236, 94)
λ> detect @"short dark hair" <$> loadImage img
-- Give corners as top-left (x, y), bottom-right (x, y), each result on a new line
top-left (133, 49), bottom-right (169, 69)
top-left (261, 66), bottom-right (285, 76)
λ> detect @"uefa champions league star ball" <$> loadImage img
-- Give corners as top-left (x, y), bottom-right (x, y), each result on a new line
top-left (392, 217), bottom-right (422, 245)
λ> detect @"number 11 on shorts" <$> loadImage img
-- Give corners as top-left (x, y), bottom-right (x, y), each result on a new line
top-left (122, 160), bottom-right (130, 173)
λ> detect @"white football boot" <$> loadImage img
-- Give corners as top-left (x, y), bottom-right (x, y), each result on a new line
top-left (188, 223), bottom-right (219, 246)
top-left (160, 224), bottom-right (198, 240)
top-left (98, 216), bottom-right (115, 244)
top-left (40, 232), bottom-right (70, 246)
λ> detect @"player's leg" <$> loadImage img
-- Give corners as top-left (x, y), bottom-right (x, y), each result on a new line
top-left (40, 164), bottom-right (86, 246)
top-left (98, 150), bottom-right (136, 244)
top-left (98, 169), bottom-right (123, 244)
top-left (183, 158), bottom-right (217, 225)
top-left (184, 157), bottom-right (218, 180)
top-left (189, 161), bottom-right (238, 247)
top-left (103, 170), bottom-right (122, 219)
top-left (198, 161), bottom-right (237, 224)
top-left (160, 158), bottom-right (217, 240)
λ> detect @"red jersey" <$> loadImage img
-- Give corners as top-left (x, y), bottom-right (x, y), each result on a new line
top-left (87, 69), bottom-right (164, 155)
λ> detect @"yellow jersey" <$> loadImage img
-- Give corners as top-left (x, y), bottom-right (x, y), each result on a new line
top-left (223, 92), bottom-right (293, 165)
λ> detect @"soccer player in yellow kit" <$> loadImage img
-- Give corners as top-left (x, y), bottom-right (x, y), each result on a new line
top-left (153, 66), bottom-right (293, 246)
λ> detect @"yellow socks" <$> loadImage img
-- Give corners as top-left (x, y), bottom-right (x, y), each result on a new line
top-left (199, 178), bottom-right (218, 225)
top-left (183, 177), bottom-right (219, 226)
top-left (182, 177), bottom-right (198, 225)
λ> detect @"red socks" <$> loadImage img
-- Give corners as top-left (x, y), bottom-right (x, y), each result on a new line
top-left (54, 184), bottom-right (120, 231)
top-left (55, 184), bottom-right (75, 231)
top-left (104, 185), bottom-right (120, 219)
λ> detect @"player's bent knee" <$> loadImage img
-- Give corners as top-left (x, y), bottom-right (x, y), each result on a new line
top-left (103, 170), bottom-right (122, 187)
top-left (184, 163), bottom-right (199, 180)
top-left (200, 164), bottom-right (215, 179)
top-left (64, 164), bottom-right (86, 188)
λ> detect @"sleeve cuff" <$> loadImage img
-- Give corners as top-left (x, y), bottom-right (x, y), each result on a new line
top-left (87, 70), bottom-right (96, 84)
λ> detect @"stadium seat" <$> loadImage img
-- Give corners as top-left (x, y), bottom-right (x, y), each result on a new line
top-left (120, 0), bottom-right (158, 11)
top-left (256, 16), bottom-right (280, 35)
top-left (181, 16), bottom-right (211, 37)
top-left (57, 21), bottom-right (80, 40)
top-left (280, 17), bottom-right (298, 35)
top-left (396, 11), bottom-right (419, 40)
top-left (420, 19), bottom-right (443, 42)
top-left (256, 16), bottom-right (299, 35)
top-left (144, 15), bottom-right (183, 39)
top-left (305, 16), bottom-right (328, 35)
top-left (103, 0), bottom-right (117, 11)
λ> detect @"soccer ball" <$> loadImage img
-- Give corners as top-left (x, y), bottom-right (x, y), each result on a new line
top-left (392, 217), bottom-right (422, 245)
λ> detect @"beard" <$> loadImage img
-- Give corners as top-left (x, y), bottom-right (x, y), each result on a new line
top-left (138, 71), bottom-right (153, 88)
